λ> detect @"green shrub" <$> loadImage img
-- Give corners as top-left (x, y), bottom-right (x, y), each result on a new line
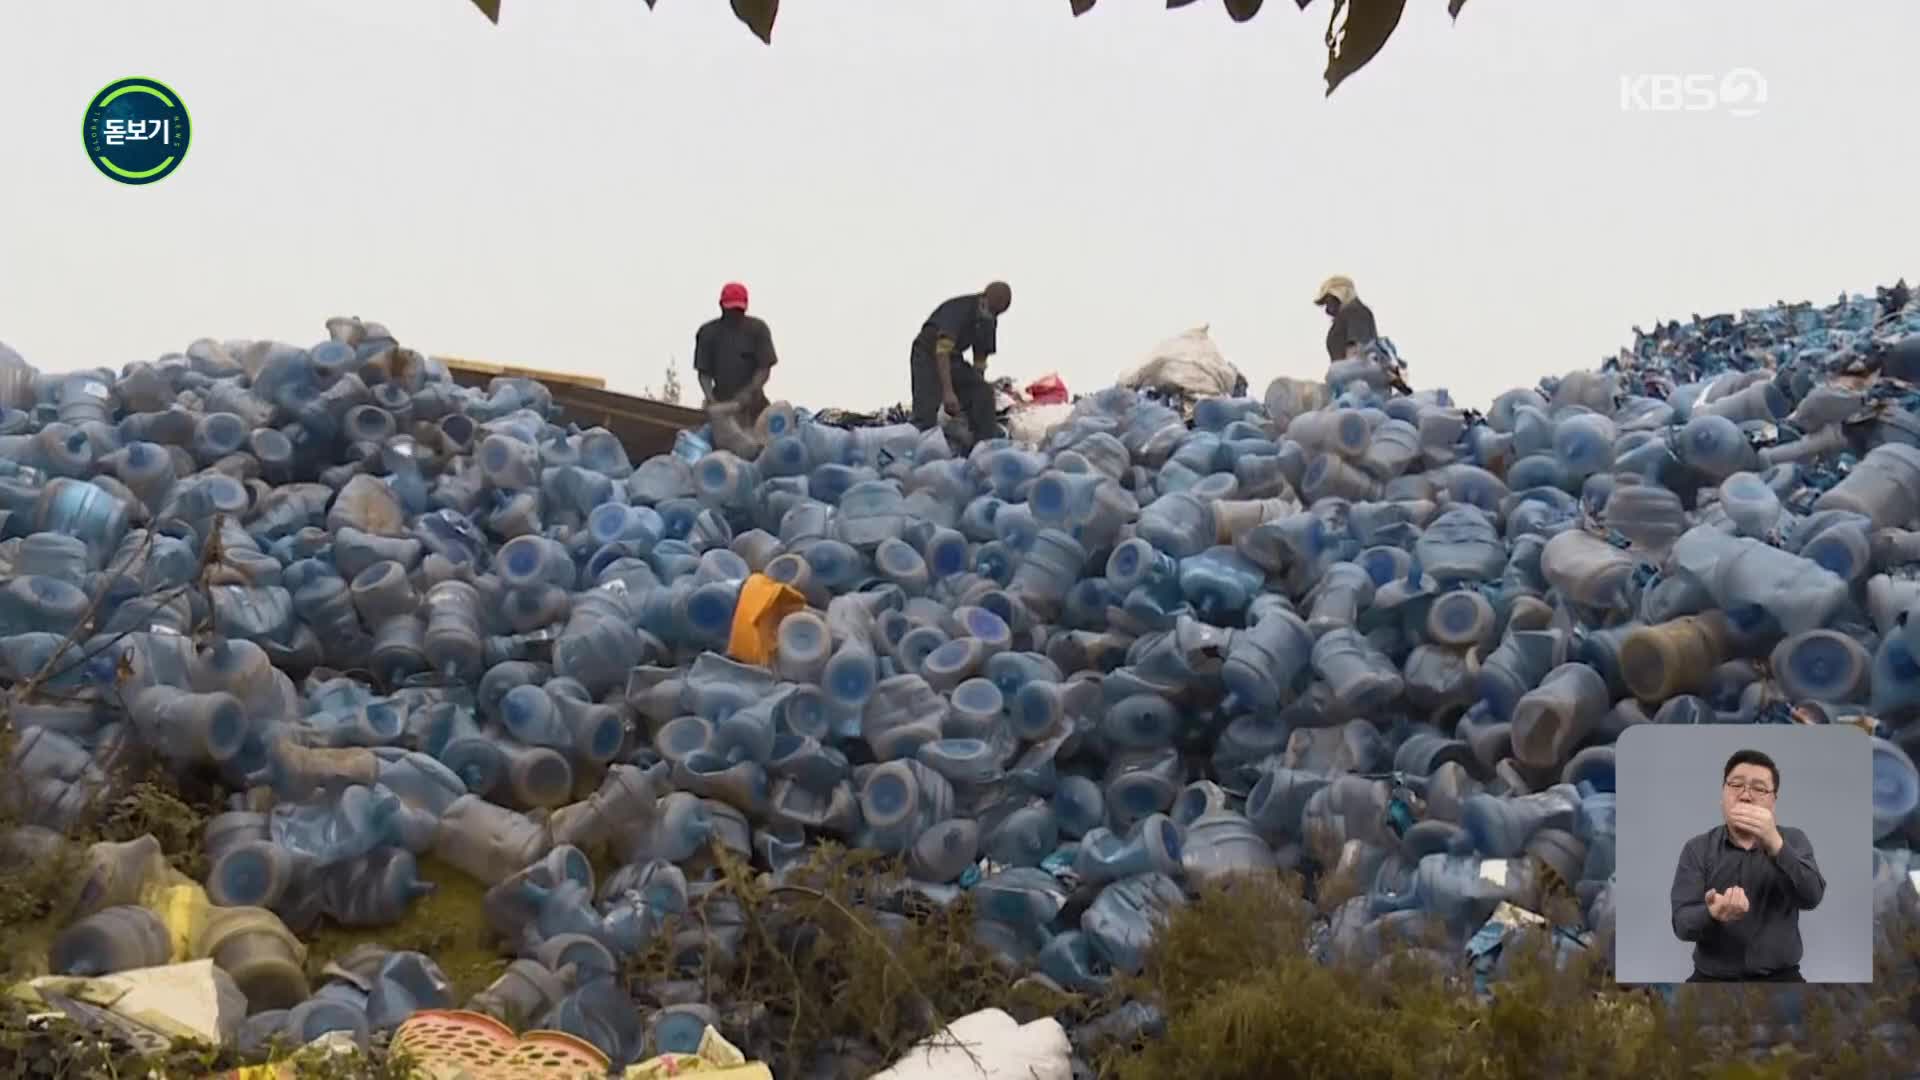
top-left (6, 697), bottom-right (1914, 1078)
top-left (1096, 874), bottom-right (1919, 1080)
top-left (617, 842), bottom-right (1057, 1076)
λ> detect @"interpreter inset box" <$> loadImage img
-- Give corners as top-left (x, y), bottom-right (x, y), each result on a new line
top-left (1614, 725), bottom-right (1871, 984)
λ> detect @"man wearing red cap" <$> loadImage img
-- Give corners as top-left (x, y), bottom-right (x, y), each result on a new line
top-left (693, 281), bottom-right (779, 424)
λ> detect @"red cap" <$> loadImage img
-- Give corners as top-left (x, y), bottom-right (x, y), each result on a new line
top-left (718, 282), bottom-right (749, 311)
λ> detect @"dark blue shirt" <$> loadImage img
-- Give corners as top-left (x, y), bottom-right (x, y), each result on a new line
top-left (917, 294), bottom-right (998, 363)
top-left (693, 313), bottom-right (777, 401)
top-left (1670, 824), bottom-right (1826, 979)
top-left (1326, 298), bottom-right (1378, 361)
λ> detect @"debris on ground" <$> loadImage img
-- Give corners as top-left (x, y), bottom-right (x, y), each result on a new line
top-left (1, 284), bottom-right (1918, 1076)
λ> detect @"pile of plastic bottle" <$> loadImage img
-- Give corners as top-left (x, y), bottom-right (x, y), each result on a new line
top-left (4, 288), bottom-right (1920, 1070)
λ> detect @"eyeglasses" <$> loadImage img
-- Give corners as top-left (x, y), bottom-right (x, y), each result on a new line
top-left (1724, 779), bottom-right (1774, 797)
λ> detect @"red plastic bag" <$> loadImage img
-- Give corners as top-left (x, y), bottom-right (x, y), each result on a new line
top-left (1025, 373), bottom-right (1069, 405)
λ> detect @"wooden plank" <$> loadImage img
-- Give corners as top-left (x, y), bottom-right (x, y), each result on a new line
top-left (439, 356), bottom-right (504, 377)
top-left (437, 363), bottom-right (702, 460)
top-left (439, 356), bottom-right (609, 390)
top-left (501, 365), bottom-right (606, 389)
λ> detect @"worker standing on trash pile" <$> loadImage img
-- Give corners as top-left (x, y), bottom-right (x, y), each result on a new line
top-left (1315, 274), bottom-right (1376, 360)
top-left (910, 281), bottom-right (1011, 445)
top-left (693, 281), bottom-right (778, 425)
top-left (1316, 274), bottom-right (1411, 394)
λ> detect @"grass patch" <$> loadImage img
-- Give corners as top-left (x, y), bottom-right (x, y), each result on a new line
top-left (0, 768), bottom-right (220, 984)
top-left (0, 988), bottom-right (414, 1078)
top-left (93, 773), bottom-right (224, 882)
top-left (6, 702), bottom-right (1916, 1077)
top-left (620, 842), bottom-right (1070, 1077)
top-left (0, 990), bottom-right (243, 1079)
top-left (303, 855), bottom-right (507, 1004)
top-left (0, 841), bottom-right (84, 985)
top-left (6, 833), bottom-right (1914, 1080)
top-left (1096, 874), bottom-right (1919, 1080)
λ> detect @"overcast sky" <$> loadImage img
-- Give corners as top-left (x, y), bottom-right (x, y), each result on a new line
top-left (1, 1), bottom-right (1913, 413)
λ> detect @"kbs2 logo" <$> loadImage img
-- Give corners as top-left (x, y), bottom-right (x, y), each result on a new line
top-left (1619, 69), bottom-right (1767, 118)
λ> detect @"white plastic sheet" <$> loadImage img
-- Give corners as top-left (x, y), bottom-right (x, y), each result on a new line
top-left (706, 405), bottom-right (766, 458)
top-left (1119, 325), bottom-right (1244, 400)
top-left (870, 1008), bottom-right (1073, 1080)
top-left (1005, 402), bottom-right (1076, 447)
top-left (16, 959), bottom-right (247, 1046)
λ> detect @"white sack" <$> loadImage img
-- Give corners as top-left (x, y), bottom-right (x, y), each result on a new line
top-left (1119, 324), bottom-right (1244, 399)
top-left (1004, 403), bottom-right (1076, 447)
top-left (870, 1008), bottom-right (1073, 1080)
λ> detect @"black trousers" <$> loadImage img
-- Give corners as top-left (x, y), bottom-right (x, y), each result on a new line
top-left (1686, 966), bottom-right (1805, 983)
top-left (909, 344), bottom-right (998, 442)
top-left (708, 382), bottom-right (769, 426)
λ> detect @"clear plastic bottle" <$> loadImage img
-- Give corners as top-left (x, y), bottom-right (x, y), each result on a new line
top-left (1669, 524), bottom-right (1849, 635)
top-left (1674, 414), bottom-right (1755, 479)
top-left (128, 686), bottom-right (250, 768)
top-left (1510, 662), bottom-right (1610, 768)
top-left (1538, 530), bottom-right (1638, 610)
top-left (1081, 873), bottom-right (1187, 974)
top-left (50, 905), bottom-right (174, 976)
top-left (1218, 607), bottom-right (1314, 711)
top-left (497, 535), bottom-right (577, 591)
top-left (1478, 629), bottom-right (1569, 723)
top-left (1414, 506), bottom-right (1507, 584)
top-left (1771, 629), bottom-right (1871, 704)
top-left (432, 793), bottom-right (554, 886)
top-left (1075, 814), bottom-right (1184, 886)
top-left (1719, 471), bottom-right (1784, 538)
top-left (1176, 546), bottom-right (1266, 622)
top-left (1311, 628), bottom-right (1405, 714)
top-left (1180, 812), bottom-right (1278, 883)
top-left (1461, 785), bottom-right (1580, 858)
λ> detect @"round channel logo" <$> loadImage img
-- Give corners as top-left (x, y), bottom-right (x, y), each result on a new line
top-left (83, 77), bottom-right (191, 185)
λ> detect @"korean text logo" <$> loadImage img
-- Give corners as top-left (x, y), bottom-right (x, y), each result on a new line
top-left (83, 77), bottom-right (191, 185)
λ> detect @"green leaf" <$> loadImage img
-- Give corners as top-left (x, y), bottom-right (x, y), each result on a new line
top-left (467, 0), bottom-right (501, 23)
top-left (1072, 0), bottom-right (1097, 16)
top-left (731, 0), bottom-right (778, 43)
top-left (1324, 0), bottom-right (1407, 96)
top-left (1224, 0), bottom-right (1266, 21)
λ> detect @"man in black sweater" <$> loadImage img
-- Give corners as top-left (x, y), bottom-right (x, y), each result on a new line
top-left (910, 282), bottom-right (1011, 445)
top-left (1316, 275), bottom-right (1412, 394)
top-left (1315, 275), bottom-right (1378, 363)
top-left (1669, 748), bottom-right (1827, 982)
top-left (693, 281), bottom-right (779, 426)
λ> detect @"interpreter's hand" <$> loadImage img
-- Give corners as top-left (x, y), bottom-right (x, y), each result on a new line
top-left (1706, 886), bottom-right (1751, 923)
top-left (942, 390), bottom-right (961, 417)
top-left (706, 399), bottom-right (740, 417)
top-left (1728, 803), bottom-right (1784, 854)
